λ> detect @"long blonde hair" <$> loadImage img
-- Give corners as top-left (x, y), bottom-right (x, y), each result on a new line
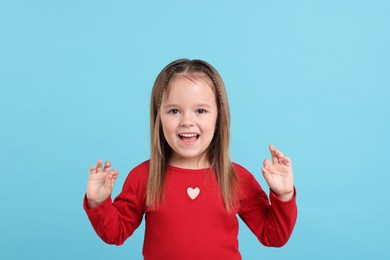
top-left (147, 59), bottom-right (240, 212)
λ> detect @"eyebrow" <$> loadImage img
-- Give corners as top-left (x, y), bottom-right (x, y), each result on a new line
top-left (163, 103), bottom-right (212, 109)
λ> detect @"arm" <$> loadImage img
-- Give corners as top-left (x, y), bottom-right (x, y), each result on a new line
top-left (239, 179), bottom-right (297, 247)
top-left (83, 160), bottom-right (145, 245)
top-left (238, 145), bottom-right (297, 247)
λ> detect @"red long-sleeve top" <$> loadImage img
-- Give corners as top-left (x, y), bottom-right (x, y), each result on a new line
top-left (84, 161), bottom-right (297, 259)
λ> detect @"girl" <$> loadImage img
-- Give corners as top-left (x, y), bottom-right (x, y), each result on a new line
top-left (84, 59), bottom-right (297, 259)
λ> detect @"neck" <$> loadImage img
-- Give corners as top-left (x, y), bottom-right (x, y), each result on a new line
top-left (169, 154), bottom-right (210, 169)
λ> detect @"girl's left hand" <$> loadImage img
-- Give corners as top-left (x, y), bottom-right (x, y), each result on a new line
top-left (261, 144), bottom-right (294, 202)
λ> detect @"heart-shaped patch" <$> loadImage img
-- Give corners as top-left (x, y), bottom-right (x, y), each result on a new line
top-left (187, 187), bottom-right (200, 200)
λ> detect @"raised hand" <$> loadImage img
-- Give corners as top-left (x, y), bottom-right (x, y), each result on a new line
top-left (261, 145), bottom-right (294, 202)
top-left (86, 160), bottom-right (119, 208)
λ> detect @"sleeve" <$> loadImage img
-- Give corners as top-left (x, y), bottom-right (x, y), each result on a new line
top-left (83, 170), bottom-right (146, 246)
top-left (238, 174), bottom-right (297, 247)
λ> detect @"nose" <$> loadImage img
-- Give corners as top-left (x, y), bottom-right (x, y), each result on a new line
top-left (179, 112), bottom-right (195, 127)
top-left (179, 120), bottom-right (194, 127)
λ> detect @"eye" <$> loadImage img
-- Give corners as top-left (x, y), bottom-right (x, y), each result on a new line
top-left (168, 109), bottom-right (180, 114)
top-left (196, 109), bottom-right (207, 114)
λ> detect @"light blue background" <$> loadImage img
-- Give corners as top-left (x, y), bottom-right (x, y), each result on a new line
top-left (1, 0), bottom-right (389, 259)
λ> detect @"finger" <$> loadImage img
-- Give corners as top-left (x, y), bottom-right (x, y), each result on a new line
top-left (275, 149), bottom-right (285, 164)
top-left (263, 159), bottom-right (272, 169)
top-left (275, 148), bottom-right (284, 158)
top-left (110, 169), bottom-right (119, 178)
top-left (96, 160), bottom-right (103, 173)
top-left (90, 166), bottom-right (96, 174)
top-left (106, 170), bottom-right (119, 190)
top-left (103, 161), bottom-right (111, 173)
top-left (270, 144), bottom-right (286, 163)
top-left (108, 170), bottom-right (119, 181)
top-left (281, 156), bottom-right (292, 166)
top-left (269, 144), bottom-right (279, 164)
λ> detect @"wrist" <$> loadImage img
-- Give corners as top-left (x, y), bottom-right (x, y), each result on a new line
top-left (86, 199), bottom-right (100, 209)
top-left (86, 194), bottom-right (105, 209)
top-left (275, 189), bottom-right (294, 202)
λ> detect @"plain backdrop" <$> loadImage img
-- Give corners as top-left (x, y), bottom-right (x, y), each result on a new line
top-left (1, 0), bottom-right (389, 259)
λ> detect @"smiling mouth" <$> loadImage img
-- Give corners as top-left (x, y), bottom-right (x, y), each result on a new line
top-left (179, 133), bottom-right (199, 143)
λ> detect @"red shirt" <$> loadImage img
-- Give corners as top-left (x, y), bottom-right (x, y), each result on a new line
top-left (84, 161), bottom-right (297, 259)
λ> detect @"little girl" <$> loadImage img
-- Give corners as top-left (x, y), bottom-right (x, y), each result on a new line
top-left (84, 59), bottom-right (297, 259)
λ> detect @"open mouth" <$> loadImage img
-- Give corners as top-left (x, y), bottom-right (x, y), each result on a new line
top-left (178, 133), bottom-right (200, 143)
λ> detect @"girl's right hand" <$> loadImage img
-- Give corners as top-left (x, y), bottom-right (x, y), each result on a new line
top-left (86, 160), bottom-right (119, 209)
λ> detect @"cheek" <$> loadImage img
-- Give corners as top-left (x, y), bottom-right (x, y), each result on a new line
top-left (201, 117), bottom-right (218, 134)
top-left (161, 116), bottom-right (176, 136)
top-left (161, 124), bottom-right (174, 147)
top-left (209, 114), bottom-right (218, 130)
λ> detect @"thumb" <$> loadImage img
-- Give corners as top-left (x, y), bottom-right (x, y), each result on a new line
top-left (261, 167), bottom-right (273, 187)
top-left (105, 170), bottom-right (119, 191)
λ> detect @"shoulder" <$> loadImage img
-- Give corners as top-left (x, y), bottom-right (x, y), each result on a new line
top-left (232, 162), bottom-right (255, 181)
top-left (129, 160), bottom-right (149, 176)
top-left (124, 160), bottom-right (149, 188)
top-left (232, 162), bottom-right (260, 195)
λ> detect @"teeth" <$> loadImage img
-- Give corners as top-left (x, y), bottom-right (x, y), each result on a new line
top-left (179, 133), bottom-right (198, 138)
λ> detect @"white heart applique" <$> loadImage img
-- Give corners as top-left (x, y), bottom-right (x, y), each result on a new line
top-left (187, 187), bottom-right (200, 200)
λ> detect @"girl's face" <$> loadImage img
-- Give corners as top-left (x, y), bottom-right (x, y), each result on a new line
top-left (160, 75), bottom-right (218, 169)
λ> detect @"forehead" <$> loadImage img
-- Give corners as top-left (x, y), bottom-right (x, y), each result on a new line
top-left (164, 73), bottom-right (216, 100)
